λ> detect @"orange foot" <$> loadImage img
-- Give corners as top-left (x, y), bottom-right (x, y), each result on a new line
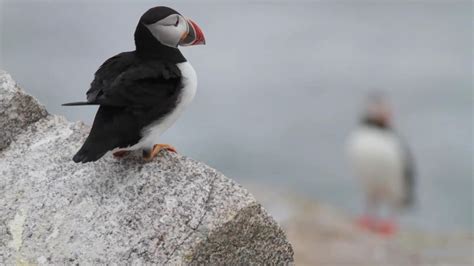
top-left (375, 220), bottom-right (397, 236)
top-left (143, 144), bottom-right (177, 161)
top-left (113, 150), bottom-right (130, 159)
top-left (356, 215), bottom-right (376, 231)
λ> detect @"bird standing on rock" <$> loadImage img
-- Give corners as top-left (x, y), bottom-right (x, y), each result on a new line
top-left (63, 6), bottom-right (205, 163)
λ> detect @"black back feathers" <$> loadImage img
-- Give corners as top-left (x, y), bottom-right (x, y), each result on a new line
top-left (71, 52), bottom-right (183, 163)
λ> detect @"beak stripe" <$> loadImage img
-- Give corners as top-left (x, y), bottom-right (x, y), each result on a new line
top-left (188, 19), bottom-right (206, 45)
top-left (179, 18), bottom-right (206, 46)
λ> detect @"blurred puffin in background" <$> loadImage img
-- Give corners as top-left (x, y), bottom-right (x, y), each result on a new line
top-left (63, 6), bottom-right (205, 163)
top-left (347, 94), bottom-right (416, 235)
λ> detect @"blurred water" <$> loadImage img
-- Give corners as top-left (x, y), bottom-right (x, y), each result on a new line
top-left (1, 0), bottom-right (472, 232)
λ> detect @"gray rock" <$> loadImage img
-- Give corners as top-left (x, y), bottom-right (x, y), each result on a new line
top-left (0, 71), bottom-right (294, 264)
top-left (0, 71), bottom-right (48, 150)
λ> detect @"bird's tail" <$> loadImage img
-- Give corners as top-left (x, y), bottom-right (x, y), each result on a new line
top-left (401, 189), bottom-right (415, 208)
top-left (72, 134), bottom-right (110, 163)
top-left (72, 145), bottom-right (108, 163)
top-left (62, 102), bottom-right (99, 106)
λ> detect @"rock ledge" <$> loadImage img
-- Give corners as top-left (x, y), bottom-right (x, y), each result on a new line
top-left (0, 71), bottom-right (293, 264)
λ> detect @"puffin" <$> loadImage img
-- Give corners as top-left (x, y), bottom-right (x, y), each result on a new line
top-left (63, 6), bottom-right (205, 163)
top-left (347, 94), bottom-right (415, 234)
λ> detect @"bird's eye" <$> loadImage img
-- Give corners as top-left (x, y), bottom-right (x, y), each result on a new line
top-left (174, 17), bottom-right (179, 27)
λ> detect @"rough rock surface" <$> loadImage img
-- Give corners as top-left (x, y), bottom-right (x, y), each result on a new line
top-left (0, 70), bottom-right (48, 150)
top-left (0, 71), bottom-right (293, 264)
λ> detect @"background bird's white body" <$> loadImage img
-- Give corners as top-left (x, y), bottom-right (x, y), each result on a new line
top-left (347, 126), bottom-right (405, 208)
top-left (125, 61), bottom-right (197, 151)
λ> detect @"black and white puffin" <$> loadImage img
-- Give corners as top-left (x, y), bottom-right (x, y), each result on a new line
top-left (63, 6), bottom-right (205, 163)
top-left (347, 95), bottom-right (415, 234)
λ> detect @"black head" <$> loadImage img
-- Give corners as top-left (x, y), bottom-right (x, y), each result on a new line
top-left (140, 6), bottom-right (182, 25)
top-left (134, 6), bottom-right (206, 63)
top-left (361, 93), bottom-right (392, 129)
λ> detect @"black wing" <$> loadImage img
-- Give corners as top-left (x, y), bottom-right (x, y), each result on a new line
top-left (86, 52), bottom-right (137, 103)
top-left (400, 137), bottom-right (416, 207)
top-left (62, 52), bottom-right (136, 106)
top-left (73, 52), bottom-right (182, 163)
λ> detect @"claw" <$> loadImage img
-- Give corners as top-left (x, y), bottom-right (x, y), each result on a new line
top-left (143, 144), bottom-right (177, 160)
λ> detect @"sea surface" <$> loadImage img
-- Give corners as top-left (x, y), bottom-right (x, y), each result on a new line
top-left (1, 0), bottom-right (472, 232)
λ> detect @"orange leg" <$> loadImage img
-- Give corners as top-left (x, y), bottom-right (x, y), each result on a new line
top-left (356, 215), bottom-right (377, 231)
top-left (375, 219), bottom-right (397, 236)
top-left (143, 144), bottom-right (177, 160)
top-left (113, 150), bottom-right (130, 159)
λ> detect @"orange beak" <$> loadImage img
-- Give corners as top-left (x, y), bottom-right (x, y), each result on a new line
top-left (179, 18), bottom-right (206, 46)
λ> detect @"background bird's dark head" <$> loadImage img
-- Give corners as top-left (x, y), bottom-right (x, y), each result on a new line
top-left (362, 92), bottom-right (392, 129)
top-left (135, 6), bottom-right (205, 59)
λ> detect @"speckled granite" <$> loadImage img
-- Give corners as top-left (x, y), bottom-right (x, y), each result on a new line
top-left (0, 71), bottom-right (48, 150)
top-left (0, 70), bottom-right (294, 264)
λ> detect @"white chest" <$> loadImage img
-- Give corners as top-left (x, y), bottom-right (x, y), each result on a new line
top-left (347, 127), bottom-right (404, 180)
top-left (133, 61), bottom-right (197, 149)
top-left (176, 61), bottom-right (198, 107)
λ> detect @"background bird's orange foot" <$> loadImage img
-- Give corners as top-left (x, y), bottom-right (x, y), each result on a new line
top-left (375, 220), bottom-right (397, 236)
top-left (113, 150), bottom-right (130, 159)
top-left (143, 144), bottom-right (177, 160)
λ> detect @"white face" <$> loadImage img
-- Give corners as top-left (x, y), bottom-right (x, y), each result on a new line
top-left (366, 100), bottom-right (392, 125)
top-left (145, 14), bottom-right (188, 48)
